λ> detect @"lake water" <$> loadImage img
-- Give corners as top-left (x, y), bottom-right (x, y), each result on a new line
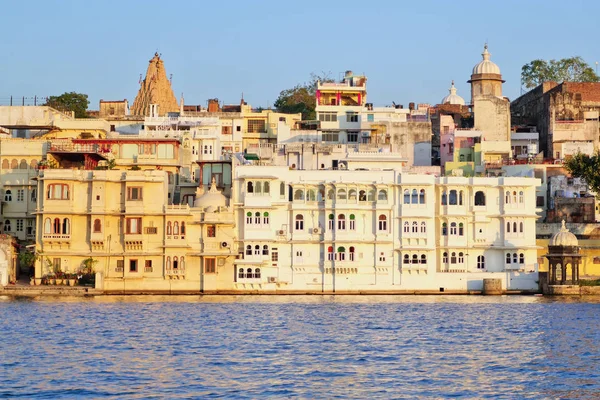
top-left (1, 295), bottom-right (599, 399)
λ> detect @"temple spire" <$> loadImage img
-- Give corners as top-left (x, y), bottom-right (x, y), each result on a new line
top-left (131, 53), bottom-right (179, 116)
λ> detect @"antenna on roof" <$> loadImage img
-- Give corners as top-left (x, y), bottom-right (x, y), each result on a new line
top-left (170, 74), bottom-right (173, 85)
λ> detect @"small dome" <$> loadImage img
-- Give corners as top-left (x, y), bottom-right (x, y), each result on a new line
top-left (549, 220), bottom-right (578, 247)
top-left (472, 45), bottom-right (501, 75)
top-left (194, 177), bottom-right (227, 208)
top-left (441, 80), bottom-right (465, 105)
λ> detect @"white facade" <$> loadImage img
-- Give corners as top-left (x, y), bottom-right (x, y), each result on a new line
top-left (231, 164), bottom-right (541, 293)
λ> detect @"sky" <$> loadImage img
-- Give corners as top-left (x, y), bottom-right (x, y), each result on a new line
top-left (1, 0), bottom-right (599, 110)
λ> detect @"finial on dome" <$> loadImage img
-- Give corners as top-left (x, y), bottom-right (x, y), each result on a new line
top-left (482, 44), bottom-right (490, 61)
top-left (451, 80), bottom-right (454, 86)
top-left (208, 176), bottom-right (218, 193)
top-left (561, 219), bottom-right (567, 232)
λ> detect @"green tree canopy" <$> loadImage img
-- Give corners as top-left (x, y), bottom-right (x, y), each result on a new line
top-left (563, 151), bottom-right (600, 196)
top-left (274, 73), bottom-right (333, 120)
top-left (521, 57), bottom-right (599, 89)
top-left (44, 92), bottom-right (90, 118)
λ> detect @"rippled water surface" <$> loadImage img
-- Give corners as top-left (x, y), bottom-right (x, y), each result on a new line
top-left (1, 295), bottom-right (599, 399)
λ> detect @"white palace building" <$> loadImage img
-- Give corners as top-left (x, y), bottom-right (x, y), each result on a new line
top-left (233, 164), bottom-right (541, 293)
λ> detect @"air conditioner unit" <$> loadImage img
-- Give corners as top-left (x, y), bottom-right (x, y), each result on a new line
top-left (221, 242), bottom-right (229, 248)
top-left (312, 228), bottom-right (322, 234)
top-left (277, 230), bottom-right (286, 236)
top-left (268, 277), bottom-right (276, 283)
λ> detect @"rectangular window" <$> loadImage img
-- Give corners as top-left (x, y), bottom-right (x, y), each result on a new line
top-left (322, 133), bottom-right (339, 142)
top-left (17, 189), bottom-right (24, 202)
top-left (536, 196), bottom-right (544, 207)
top-left (346, 112), bottom-right (358, 122)
top-left (247, 119), bottom-right (266, 133)
top-left (207, 224), bottom-right (216, 237)
top-left (205, 258), bottom-right (216, 274)
top-left (221, 126), bottom-right (232, 135)
top-left (367, 114), bottom-right (374, 122)
top-left (129, 259), bottom-right (138, 272)
top-left (127, 187), bottom-right (143, 201)
top-left (145, 260), bottom-right (153, 272)
top-left (144, 227), bottom-right (157, 234)
top-left (52, 258), bottom-right (61, 270)
top-left (347, 132), bottom-right (358, 142)
top-left (16, 219), bottom-right (23, 232)
top-left (318, 112), bottom-right (337, 122)
top-left (116, 260), bottom-right (124, 272)
top-left (126, 217), bottom-right (142, 234)
top-left (271, 248), bottom-right (278, 263)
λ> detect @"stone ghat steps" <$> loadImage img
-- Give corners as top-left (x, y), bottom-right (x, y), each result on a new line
top-left (0, 286), bottom-right (101, 296)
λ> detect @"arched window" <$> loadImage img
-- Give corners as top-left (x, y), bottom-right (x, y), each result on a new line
top-left (442, 252), bottom-right (448, 263)
top-left (327, 246), bottom-right (334, 261)
top-left (254, 245), bottom-right (260, 255)
top-left (505, 191), bottom-right (511, 204)
top-left (421, 254), bottom-right (427, 264)
top-left (255, 212), bottom-right (261, 224)
top-left (247, 181), bottom-right (254, 193)
top-left (449, 190), bottom-right (457, 205)
top-left (403, 254), bottom-right (410, 264)
top-left (513, 253), bottom-right (518, 264)
top-left (412, 221), bottom-right (418, 233)
top-left (506, 253), bottom-right (511, 264)
top-left (519, 253), bottom-right (525, 264)
top-left (404, 221), bottom-right (410, 233)
top-left (295, 214), bottom-right (304, 230)
top-left (263, 212), bottom-right (269, 225)
top-left (411, 189), bottom-right (418, 204)
top-left (337, 189), bottom-right (347, 200)
top-left (512, 191), bottom-right (517, 204)
top-left (246, 245), bottom-right (252, 256)
top-left (173, 256), bottom-right (179, 269)
top-left (337, 247), bottom-right (346, 261)
top-left (53, 218), bottom-right (61, 234)
top-left (167, 221), bottom-right (172, 235)
top-left (181, 222), bottom-right (186, 235)
top-left (419, 189), bottom-right (425, 204)
top-left (337, 214), bottom-right (346, 230)
top-left (264, 182), bottom-right (270, 194)
top-left (19, 159), bottom-right (27, 169)
top-left (328, 214), bottom-right (334, 230)
top-left (367, 190), bottom-right (375, 201)
top-left (327, 189), bottom-right (335, 200)
top-left (30, 159), bottom-right (38, 169)
top-left (348, 189), bottom-right (357, 201)
top-left (359, 190), bottom-right (366, 202)
top-left (506, 222), bottom-right (511, 233)
top-left (458, 252), bottom-right (464, 263)
top-left (255, 181), bottom-right (263, 194)
top-left (513, 222), bottom-right (517, 233)
top-left (477, 255), bottom-right (485, 269)
top-left (263, 245), bottom-right (269, 256)
top-left (378, 190), bottom-right (388, 201)
top-left (255, 268), bottom-right (261, 279)
top-left (459, 154), bottom-right (465, 162)
top-left (280, 182), bottom-right (285, 198)
top-left (44, 218), bottom-right (51, 234)
top-left (474, 191), bottom-right (486, 206)
top-left (404, 189), bottom-right (410, 204)
top-left (412, 254), bottom-right (418, 264)
top-left (441, 191), bottom-right (447, 205)
top-left (238, 268), bottom-right (245, 279)
top-left (450, 222), bottom-right (457, 235)
top-left (10, 159), bottom-right (17, 169)
top-left (93, 219), bottom-right (101, 233)
top-left (442, 222), bottom-right (447, 236)
top-left (166, 257), bottom-right (171, 270)
top-left (349, 214), bottom-right (356, 230)
top-left (247, 268), bottom-right (254, 279)
top-left (3, 220), bottom-right (10, 232)
top-left (307, 189), bottom-right (316, 202)
top-left (459, 190), bottom-right (464, 206)
top-left (519, 222), bottom-right (524, 233)
top-left (450, 252), bottom-right (457, 264)
top-left (378, 215), bottom-right (387, 231)
top-left (4, 190), bottom-right (11, 202)
top-left (294, 189), bottom-right (304, 201)
top-left (420, 222), bottom-right (426, 233)
top-left (1, 159), bottom-right (8, 169)
top-left (180, 257), bottom-right (185, 270)
top-left (349, 247), bottom-right (355, 261)
top-left (246, 212), bottom-right (252, 224)
top-left (62, 218), bottom-right (70, 234)
top-left (519, 191), bottom-right (524, 203)
top-left (173, 221), bottom-right (179, 235)
top-left (459, 223), bottom-right (464, 236)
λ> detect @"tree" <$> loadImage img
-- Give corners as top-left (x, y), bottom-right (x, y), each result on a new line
top-left (44, 92), bottom-right (90, 118)
top-left (274, 72), bottom-right (333, 120)
top-left (521, 57), bottom-right (599, 89)
top-left (563, 151), bottom-right (600, 196)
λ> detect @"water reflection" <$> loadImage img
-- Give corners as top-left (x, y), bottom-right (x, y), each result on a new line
top-left (0, 295), bottom-right (599, 399)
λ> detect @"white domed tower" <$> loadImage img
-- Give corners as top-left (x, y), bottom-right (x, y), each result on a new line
top-left (468, 44), bottom-right (505, 104)
top-left (545, 220), bottom-right (582, 285)
top-left (441, 80), bottom-right (465, 105)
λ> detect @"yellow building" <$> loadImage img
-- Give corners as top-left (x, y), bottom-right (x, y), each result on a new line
top-left (34, 170), bottom-right (238, 292)
top-left (241, 104), bottom-right (301, 148)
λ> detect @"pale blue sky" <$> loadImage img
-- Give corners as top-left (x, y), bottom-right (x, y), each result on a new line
top-left (1, 0), bottom-right (599, 110)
